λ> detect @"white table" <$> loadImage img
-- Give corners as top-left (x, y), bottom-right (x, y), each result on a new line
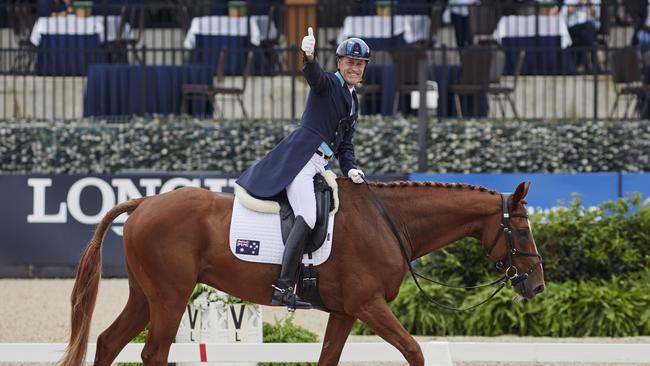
top-left (183, 16), bottom-right (277, 49)
top-left (30, 15), bottom-right (132, 46)
top-left (492, 15), bottom-right (576, 75)
top-left (493, 15), bottom-right (572, 48)
top-left (336, 15), bottom-right (431, 45)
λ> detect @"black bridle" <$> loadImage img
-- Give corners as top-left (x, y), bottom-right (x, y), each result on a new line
top-left (486, 193), bottom-right (543, 287)
top-left (362, 179), bottom-right (543, 311)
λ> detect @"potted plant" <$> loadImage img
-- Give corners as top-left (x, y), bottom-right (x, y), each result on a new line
top-left (228, 1), bottom-right (247, 17)
top-left (376, 0), bottom-right (392, 16)
top-left (72, 1), bottom-right (93, 17)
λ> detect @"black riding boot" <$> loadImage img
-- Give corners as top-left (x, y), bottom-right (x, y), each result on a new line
top-left (271, 216), bottom-right (313, 310)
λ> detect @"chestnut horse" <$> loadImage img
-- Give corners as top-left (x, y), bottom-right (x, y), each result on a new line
top-left (60, 179), bottom-right (544, 366)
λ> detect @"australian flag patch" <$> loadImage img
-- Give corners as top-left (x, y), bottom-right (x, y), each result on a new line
top-left (236, 239), bottom-right (260, 256)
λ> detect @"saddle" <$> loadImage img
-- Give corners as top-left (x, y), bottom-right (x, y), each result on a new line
top-left (233, 171), bottom-right (339, 311)
top-left (234, 171), bottom-right (339, 248)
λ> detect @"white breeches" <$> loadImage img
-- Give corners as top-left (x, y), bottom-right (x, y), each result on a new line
top-left (286, 153), bottom-right (328, 229)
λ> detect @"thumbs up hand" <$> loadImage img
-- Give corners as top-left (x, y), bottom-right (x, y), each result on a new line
top-left (301, 27), bottom-right (316, 57)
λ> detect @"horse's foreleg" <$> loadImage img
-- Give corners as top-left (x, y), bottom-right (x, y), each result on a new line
top-left (94, 278), bottom-right (150, 366)
top-left (317, 312), bottom-right (356, 366)
top-left (354, 299), bottom-right (424, 366)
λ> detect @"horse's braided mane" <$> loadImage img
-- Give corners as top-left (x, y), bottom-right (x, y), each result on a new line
top-left (336, 178), bottom-right (498, 195)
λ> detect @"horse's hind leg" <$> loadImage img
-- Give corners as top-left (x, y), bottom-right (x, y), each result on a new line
top-left (138, 259), bottom-right (196, 366)
top-left (94, 278), bottom-right (149, 366)
top-left (140, 293), bottom-right (190, 366)
top-left (354, 299), bottom-right (424, 366)
top-left (317, 312), bottom-right (356, 366)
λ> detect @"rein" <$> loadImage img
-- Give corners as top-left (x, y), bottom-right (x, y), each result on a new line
top-left (361, 178), bottom-right (539, 311)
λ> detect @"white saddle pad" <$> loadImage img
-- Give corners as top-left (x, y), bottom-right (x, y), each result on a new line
top-left (229, 196), bottom-right (335, 266)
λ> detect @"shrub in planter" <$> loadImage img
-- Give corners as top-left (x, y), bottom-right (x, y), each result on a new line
top-left (462, 287), bottom-right (545, 336)
top-left (638, 270), bottom-right (650, 335)
top-left (353, 272), bottom-right (650, 337)
top-left (462, 277), bottom-right (649, 337)
top-left (262, 315), bottom-right (319, 343)
top-left (533, 194), bottom-right (650, 282)
top-left (537, 276), bottom-right (650, 337)
top-left (261, 315), bottom-right (319, 366)
top-left (414, 195), bottom-right (650, 285)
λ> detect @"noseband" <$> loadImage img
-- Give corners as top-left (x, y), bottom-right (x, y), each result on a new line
top-left (486, 193), bottom-right (543, 287)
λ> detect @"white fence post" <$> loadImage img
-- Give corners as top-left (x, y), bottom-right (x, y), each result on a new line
top-left (422, 341), bottom-right (453, 366)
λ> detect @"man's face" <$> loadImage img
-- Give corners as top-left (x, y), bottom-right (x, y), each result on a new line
top-left (337, 57), bottom-right (367, 86)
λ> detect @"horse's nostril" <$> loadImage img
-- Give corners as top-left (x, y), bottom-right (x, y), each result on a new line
top-left (533, 284), bottom-right (545, 294)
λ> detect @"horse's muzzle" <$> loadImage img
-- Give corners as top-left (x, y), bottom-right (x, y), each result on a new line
top-left (514, 278), bottom-right (545, 299)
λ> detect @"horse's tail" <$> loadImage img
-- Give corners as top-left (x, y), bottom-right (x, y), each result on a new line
top-left (59, 197), bottom-right (147, 366)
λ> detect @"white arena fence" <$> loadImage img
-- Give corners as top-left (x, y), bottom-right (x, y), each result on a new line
top-left (1, 342), bottom-right (650, 365)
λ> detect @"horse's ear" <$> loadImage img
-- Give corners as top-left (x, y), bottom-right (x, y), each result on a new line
top-left (512, 181), bottom-right (531, 204)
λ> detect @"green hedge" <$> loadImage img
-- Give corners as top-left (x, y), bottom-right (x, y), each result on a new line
top-left (415, 195), bottom-right (650, 285)
top-left (352, 270), bottom-right (650, 337)
top-left (2, 118), bottom-right (650, 173)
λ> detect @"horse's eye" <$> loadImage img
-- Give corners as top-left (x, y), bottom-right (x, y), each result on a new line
top-left (517, 228), bottom-right (529, 237)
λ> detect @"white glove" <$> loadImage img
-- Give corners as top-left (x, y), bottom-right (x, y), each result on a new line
top-left (348, 168), bottom-right (365, 184)
top-left (301, 27), bottom-right (315, 56)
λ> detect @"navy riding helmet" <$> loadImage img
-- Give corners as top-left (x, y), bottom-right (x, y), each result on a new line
top-left (336, 37), bottom-right (371, 62)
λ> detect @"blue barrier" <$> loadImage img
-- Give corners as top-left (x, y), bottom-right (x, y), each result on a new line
top-left (409, 173), bottom-right (626, 209)
top-left (621, 173), bottom-right (650, 200)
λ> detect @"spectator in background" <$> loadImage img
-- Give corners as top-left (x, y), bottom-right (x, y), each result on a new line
top-left (620, 0), bottom-right (647, 36)
top-left (632, 1), bottom-right (650, 49)
top-left (449, 0), bottom-right (478, 48)
top-left (537, 0), bottom-right (562, 16)
top-left (396, 0), bottom-right (437, 15)
top-left (37, 0), bottom-right (72, 17)
top-left (502, 0), bottom-right (537, 15)
top-left (562, 0), bottom-right (601, 72)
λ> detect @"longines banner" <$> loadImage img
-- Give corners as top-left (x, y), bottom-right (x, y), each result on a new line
top-left (0, 173), bottom-right (407, 278)
top-left (0, 173), bottom-right (239, 277)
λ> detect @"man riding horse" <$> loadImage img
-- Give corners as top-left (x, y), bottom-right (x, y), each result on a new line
top-left (236, 28), bottom-right (371, 310)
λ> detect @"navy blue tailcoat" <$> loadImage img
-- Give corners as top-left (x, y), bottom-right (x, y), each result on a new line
top-left (236, 58), bottom-right (359, 198)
